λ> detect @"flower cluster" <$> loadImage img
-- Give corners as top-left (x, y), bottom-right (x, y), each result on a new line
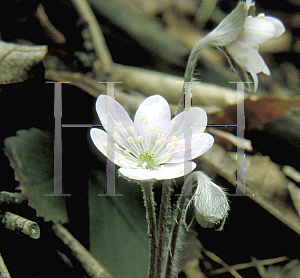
top-left (90, 94), bottom-right (214, 181)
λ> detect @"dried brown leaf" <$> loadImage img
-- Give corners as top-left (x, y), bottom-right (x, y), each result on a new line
top-left (214, 96), bottom-right (300, 130)
top-left (0, 41), bottom-right (47, 84)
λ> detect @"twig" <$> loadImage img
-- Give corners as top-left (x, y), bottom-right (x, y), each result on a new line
top-left (36, 4), bottom-right (66, 44)
top-left (52, 223), bottom-right (114, 278)
top-left (1, 212), bottom-right (40, 239)
top-left (0, 254), bottom-right (11, 278)
top-left (140, 181), bottom-right (157, 278)
top-left (203, 249), bottom-right (244, 278)
top-left (71, 0), bottom-right (113, 75)
top-left (0, 191), bottom-right (26, 205)
top-left (209, 255), bottom-right (289, 275)
top-left (155, 180), bottom-right (172, 278)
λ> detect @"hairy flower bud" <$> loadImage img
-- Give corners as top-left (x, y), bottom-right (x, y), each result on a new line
top-left (184, 171), bottom-right (230, 231)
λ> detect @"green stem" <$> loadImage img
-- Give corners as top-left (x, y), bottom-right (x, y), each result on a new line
top-left (140, 181), bottom-right (157, 278)
top-left (155, 180), bottom-right (172, 278)
top-left (164, 185), bottom-right (188, 278)
top-left (176, 37), bottom-right (211, 115)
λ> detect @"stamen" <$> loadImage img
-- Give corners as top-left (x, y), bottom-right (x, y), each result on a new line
top-left (257, 13), bottom-right (265, 18)
top-left (127, 137), bottom-right (134, 143)
top-left (113, 134), bottom-right (117, 140)
top-left (171, 121), bottom-right (175, 127)
top-left (124, 149), bottom-right (130, 156)
top-left (172, 141), bottom-right (178, 147)
top-left (161, 138), bottom-right (166, 145)
top-left (160, 165), bottom-right (164, 171)
top-left (129, 126), bottom-right (134, 132)
top-left (138, 136), bottom-right (143, 143)
top-left (165, 155), bottom-right (170, 162)
top-left (118, 122), bottom-right (122, 128)
top-left (140, 116), bottom-right (145, 122)
top-left (142, 162), bottom-right (147, 168)
top-left (114, 143), bottom-right (119, 149)
top-left (155, 140), bottom-right (161, 146)
top-left (156, 129), bottom-right (162, 134)
top-left (149, 127), bottom-right (154, 133)
top-left (179, 167), bottom-right (184, 173)
top-left (130, 163), bottom-right (138, 169)
top-left (117, 155), bottom-right (124, 163)
top-left (172, 136), bottom-right (178, 142)
top-left (167, 143), bottom-right (172, 149)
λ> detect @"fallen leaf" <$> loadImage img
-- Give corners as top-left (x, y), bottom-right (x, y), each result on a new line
top-left (4, 128), bottom-right (68, 223)
top-left (0, 41), bottom-right (47, 84)
top-left (214, 96), bottom-right (300, 130)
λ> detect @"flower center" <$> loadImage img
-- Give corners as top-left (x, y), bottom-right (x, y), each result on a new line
top-left (138, 150), bottom-right (155, 169)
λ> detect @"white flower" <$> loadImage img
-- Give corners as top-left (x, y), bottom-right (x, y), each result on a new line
top-left (225, 1), bottom-right (285, 91)
top-left (90, 94), bottom-right (214, 181)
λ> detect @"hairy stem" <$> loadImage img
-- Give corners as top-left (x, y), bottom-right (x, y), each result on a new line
top-left (176, 38), bottom-right (211, 115)
top-left (155, 180), bottom-right (172, 278)
top-left (140, 181), bottom-right (157, 278)
top-left (164, 185), bottom-right (188, 278)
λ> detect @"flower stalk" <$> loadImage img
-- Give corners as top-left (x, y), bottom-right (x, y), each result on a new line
top-left (155, 180), bottom-right (172, 278)
top-left (140, 181), bottom-right (158, 278)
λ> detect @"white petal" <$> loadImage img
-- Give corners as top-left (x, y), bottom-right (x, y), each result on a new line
top-left (118, 162), bottom-right (196, 181)
top-left (264, 16), bottom-right (285, 37)
top-left (238, 17), bottom-right (275, 45)
top-left (226, 41), bottom-right (266, 73)
top-left (162, 107), bottom-right (208, 141)
top-left (96, 95), bottom-right (134, 131)
top-left (95, 95), bottom-right (138, 151)
top-left (262, 64), bottom-right (270, 75)
top-left (90, 128), bottom-right (124, 166)
top-left (134, 95), bottom-right (171, 138)
top-left (167, 133), bottom-right (214, 163)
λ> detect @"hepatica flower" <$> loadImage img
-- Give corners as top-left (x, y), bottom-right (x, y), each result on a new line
top-left (225, 0), bottom-right (285, 91)
top-left (90, 95), bottom-right (214, 181)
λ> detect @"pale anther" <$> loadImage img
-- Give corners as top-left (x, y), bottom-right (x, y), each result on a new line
top-left (155, 140), bottom-right (161, 146)
top-left (142, 162), bottom-right (147, 169)
top-left (140, 116), bottom-right (145, 122)
top-left (114, 143), bottom-right (119, 149)
top-left (167, 143), bottom-right (172, 149)
top-left (130, 163), bottom-right (138, 169)
top-left (119, 161), bottom-right (125, 167)
top-left (117, 156), bottom-right (124, 163)
top-left (129, 126), bottom-right (134, 132)
top-left (161, 138), bottom-right (166, 145)
top-left (257, 13), bottom-right (265, 18)
top-left (172, 141), bottom-right (178, 147)
top-left (124, 149), bottom-right (130, 155)
top-left (118, 122), bottom-right (122, 128)
top-left (179, 167), bottom-right (184, 173)
top-left (160, 165), bottom-right (164, 171)
top-left (172, 136), bottom-right (178, 142)
top-left (165, 155), bottom-right (170, 161)
top-left (113, 134), bottom-right (117, 140)
top-left (171, 121), bottom-right (175, 127)
top-left (127, 137), bottom-right (134, 143)
top-left (138, 136), bottom-right (143, 142)
top-left (149, 127), bottom-right (154, 133)
top-left (156, 129), bottom-right (162, 134)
